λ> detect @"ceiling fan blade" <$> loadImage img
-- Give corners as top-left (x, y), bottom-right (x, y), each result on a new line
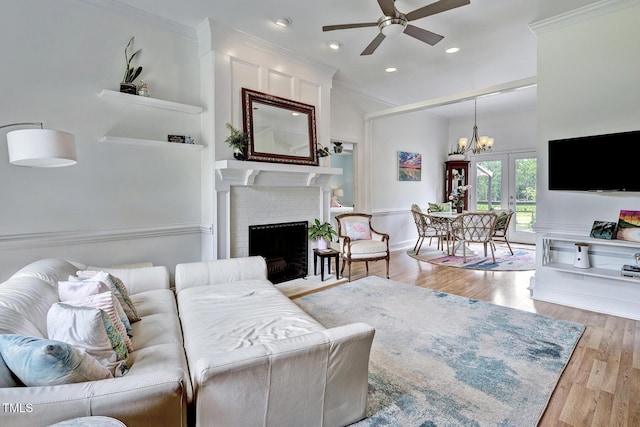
top-left (404, 24), bottom-right (444, 46)
top-left (361, 33), bottom-right (386, 55)
top-left (377, 0), bottom-right (397, 16)
top-left (323, 22), bottom-right (378, 32)
top-left (406, 0), bottom-right (470, 22)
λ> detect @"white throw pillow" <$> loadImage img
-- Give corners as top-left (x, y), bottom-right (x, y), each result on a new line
top-left (76, 271), bottom-right (140, 322)
top-left (65, 292), bottom-right (134, 353)
top-left (47, 303), bottom-right (128, 376)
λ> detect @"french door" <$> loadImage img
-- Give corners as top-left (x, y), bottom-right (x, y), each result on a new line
top-left (469, 151), bottom-right (537, 244)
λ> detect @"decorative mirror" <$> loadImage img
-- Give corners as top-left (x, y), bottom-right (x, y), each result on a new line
top-left (242, 88), bottom-right (318, 166)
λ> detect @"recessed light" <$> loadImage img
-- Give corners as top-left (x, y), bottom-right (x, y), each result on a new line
top-left (273, 17), bottom-right (291, 27)
top-left (328, 41), bottom-right (343, 50)
top-left (445, 47), bottom-right (460, 54)
top-left (385, 67), bottom-right (397, 73)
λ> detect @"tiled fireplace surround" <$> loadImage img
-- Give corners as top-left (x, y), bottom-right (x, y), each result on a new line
top-left (215, 160), bottom-right (342, 268)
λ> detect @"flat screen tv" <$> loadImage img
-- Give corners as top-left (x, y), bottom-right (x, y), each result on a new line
top-left (548, 129), bottom-right (640, 192)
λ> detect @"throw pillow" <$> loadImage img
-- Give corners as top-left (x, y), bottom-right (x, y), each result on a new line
top-left (344, 221), bottom-right (372, 241)
top-left (428, 202), bottom-right (452, 213)
top-left (76, 272), bottom-right (140, 323)
top-left (47, 303), bottom-right (129, 376)
top-left (0, 352), bottom-right (22, 387)
top-left (0, 335), bottom-right (112, 386)
top-left (495, 211), bottom-right (509, 229)
top-left (65, 293), bottom-right (134, 353)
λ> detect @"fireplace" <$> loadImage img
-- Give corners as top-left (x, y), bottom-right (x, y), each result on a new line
top-left (249, 221), bottom-right (308, 284)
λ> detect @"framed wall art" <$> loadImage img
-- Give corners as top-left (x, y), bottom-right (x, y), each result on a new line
top-left (616, 210), bottom-right (640, 242)
top-left (398, 151), bottom-right (422, 182)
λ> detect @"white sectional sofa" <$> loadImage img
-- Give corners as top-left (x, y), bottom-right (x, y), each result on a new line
top-left (0, 257), bottom-right (374, 427)
top-left (175, 256), bottom-right (375, 427)
top-left (0, 259), bottom-right (190, 427)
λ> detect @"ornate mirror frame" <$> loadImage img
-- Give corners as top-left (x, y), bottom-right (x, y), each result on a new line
top-left (242, 88), bottom-right (318, 166)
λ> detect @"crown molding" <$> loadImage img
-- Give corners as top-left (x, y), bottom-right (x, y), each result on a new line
top-left (529, 0), bottom-right (639, 34)
top-left (75, 0), bottom-right (197, 39)
top-left (331, 80), bottom-right (400, 109)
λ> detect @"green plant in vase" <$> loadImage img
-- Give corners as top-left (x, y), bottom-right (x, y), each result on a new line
top-left (225, 122), bottom-right (249, 160)
top-left (308, 219), bottom-right (337, 250)
top-left (120, 36), bottom-right (143, 95)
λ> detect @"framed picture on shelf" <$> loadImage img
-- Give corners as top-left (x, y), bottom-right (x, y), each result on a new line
top-left (397, 151), bottom-right (421, 182)
top-left (589, 221), bottom-right (617, 239)
top-left (616, 210), bottom-right (640, 242)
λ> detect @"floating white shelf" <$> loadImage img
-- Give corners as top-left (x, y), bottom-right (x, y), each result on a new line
top-left (100, 136), bottom-right (203, 150)
top-left (98, 89), bottom-right (203, 114)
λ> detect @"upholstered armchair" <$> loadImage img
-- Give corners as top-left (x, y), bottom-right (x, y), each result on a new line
top-left (335, 213), bottom-right (390, 281)
top-left (410, 204), bottom-right (448, 253)
top-left (450, 212), bottom-right (498, 263)
top-left (491, 209), bottom-right (515, 255)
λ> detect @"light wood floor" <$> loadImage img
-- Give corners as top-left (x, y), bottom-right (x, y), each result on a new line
top-left (343, 247), bottom-right (640, 427)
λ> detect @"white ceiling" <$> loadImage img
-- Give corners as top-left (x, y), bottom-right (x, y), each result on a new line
top-left (113, 0), bottom-right (540, 118)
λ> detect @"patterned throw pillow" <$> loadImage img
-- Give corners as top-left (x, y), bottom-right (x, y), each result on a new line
top-left (0, 335), bottom-right (112, 386)
top-left (428, 202), bottom-right (452, 213)
top-left (65, 292), bottom-right (134, 353)
top-left (47, 303), bottom-right (129, 376)
top-left (495, 211), bottom-right (509, 229)
top-left (345, 221), bottom-right (372, 241)
top-left (76, 271), bottom-right (140, 323)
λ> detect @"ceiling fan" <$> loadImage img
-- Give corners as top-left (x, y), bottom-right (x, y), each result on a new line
top-left (322, 0), bottom-right (470, 55)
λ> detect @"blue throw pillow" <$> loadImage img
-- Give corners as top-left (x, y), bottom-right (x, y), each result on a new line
top-left (0, 335), bottom-right (112, 386)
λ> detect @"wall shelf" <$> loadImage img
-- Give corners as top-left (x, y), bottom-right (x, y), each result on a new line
top-left (98, 89), bottom-right (203, 114)
top-left (100, 136), bottom-right (203, 150)
top-left (541, 233), bottom-right (640, 284)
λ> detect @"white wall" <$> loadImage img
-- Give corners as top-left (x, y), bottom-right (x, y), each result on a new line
top-left (0, 1), bottom-right (202, 278)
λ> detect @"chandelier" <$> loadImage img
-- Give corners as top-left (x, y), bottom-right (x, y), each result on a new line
top-left (457, 98), bottom-right (494, 154)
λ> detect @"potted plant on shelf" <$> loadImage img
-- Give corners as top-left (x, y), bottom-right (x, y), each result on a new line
top-left (120, 36), bottom-right (143, 95)
top-left (316, 143), bottom-right (331, 166)
top-left (448, 144), bottom-right (467, 161)
top-left (308, 218), bottom-right (337, 251)
top-left (225, 122), bottom-right (249, 160)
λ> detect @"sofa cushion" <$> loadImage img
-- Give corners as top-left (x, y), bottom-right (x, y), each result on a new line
top-left (47, 303), bottom-right (129, 376)
top-left (0, 335), bottom-right (112, 386)
top-left (86, 265), bottom-right (170, 294)
top-left (345, 240), bottom-right (388, 258)
top-left (10, 258), bottom-right (81, 288)
top-left (0, 277), bottom-right (60, 336)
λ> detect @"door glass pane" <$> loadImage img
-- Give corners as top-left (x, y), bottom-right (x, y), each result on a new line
top-left (475, 160), bottom-right (503, 211)
top-left (514, 158), bottom-right (537, 232)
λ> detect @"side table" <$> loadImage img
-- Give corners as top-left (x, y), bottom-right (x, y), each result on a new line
top-left (313, 248), bottom-right (340, 281)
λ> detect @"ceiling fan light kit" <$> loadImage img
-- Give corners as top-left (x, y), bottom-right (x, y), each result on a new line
top-left (322, 0), bottom-right (470, 56)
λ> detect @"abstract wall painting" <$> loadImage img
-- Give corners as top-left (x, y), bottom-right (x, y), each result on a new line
top-left (398, 151), bottom-right (422, 181)
top-left (616, 210), bottom-right (640, 242)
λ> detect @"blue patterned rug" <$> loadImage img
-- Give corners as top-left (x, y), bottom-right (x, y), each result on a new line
top-left (295, 276), bottom-right (584, 426)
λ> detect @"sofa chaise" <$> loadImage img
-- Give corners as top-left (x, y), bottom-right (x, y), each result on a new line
top-left (175, 256), bottom-right (375, 427)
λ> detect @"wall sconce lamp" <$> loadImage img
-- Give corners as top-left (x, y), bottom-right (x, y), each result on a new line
top-left (1, 122), bottom-right (77, 167)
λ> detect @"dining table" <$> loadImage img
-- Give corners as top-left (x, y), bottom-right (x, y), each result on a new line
top-left (427, 211), bottom-right (479, 257)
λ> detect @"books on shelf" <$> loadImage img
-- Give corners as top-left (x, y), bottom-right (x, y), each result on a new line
top-left (621, 264), bottom-right (640, 278)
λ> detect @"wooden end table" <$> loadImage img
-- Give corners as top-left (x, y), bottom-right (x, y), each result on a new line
top-left (313, 248), bottom-right (340, 281)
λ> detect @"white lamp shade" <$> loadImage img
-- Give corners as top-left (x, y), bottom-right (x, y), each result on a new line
top-left (7, 129), bottom-right (77, 167)
top-left (333, 189), bottom-right (344, 197)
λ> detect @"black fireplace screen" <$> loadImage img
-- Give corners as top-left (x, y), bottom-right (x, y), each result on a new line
top-left (248, 221), bottom-right (308, 284)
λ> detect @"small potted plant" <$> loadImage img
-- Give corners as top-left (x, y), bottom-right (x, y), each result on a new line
top-left (316, 142), bottom-right (331, 166)
top-left (120, 36), bottom-right (143, 95)
top-left (448, 144), bottom-right (467, 161)
top-left (308, 218), bottom-right (337, 251)
top-left (225, 122), bottom-right (249, 160)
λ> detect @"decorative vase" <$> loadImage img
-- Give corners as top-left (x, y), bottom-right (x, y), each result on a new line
top-left (316, 237), bottom-right (329, 251)
top-left (456, 206), bottom-right (463, 213)
top-left (119, 82), bottom-right (137, 95)
top-left (319, 156), bottom-right (330, 167)
top-left (233, 148), bottom-right (245, 160)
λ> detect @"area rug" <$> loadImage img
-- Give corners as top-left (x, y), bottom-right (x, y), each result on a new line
top-left (295, 276), bottom-right (584, 426)
top-left (273, 274), bottom-right (348, 299)
top-left (407, 243), bottom-right (535, 271)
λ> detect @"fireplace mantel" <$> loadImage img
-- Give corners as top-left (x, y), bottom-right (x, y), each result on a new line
top-left (215, 160), bottom-right (342, 191)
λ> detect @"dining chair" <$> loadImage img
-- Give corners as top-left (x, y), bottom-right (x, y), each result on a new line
top-left (335, 213), bottom-right (390, 281)
top-left (491, 209), bottom-right (515, 255)
top-left (410, 204), bottom-right (448, 253)
top-left (450, 212), bottom-right (498, 263)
